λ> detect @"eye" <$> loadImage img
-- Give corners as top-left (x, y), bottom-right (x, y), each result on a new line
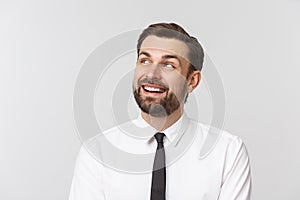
top-left (140, 59), bottom-right (150, 65)
top-left (164, 63), bottom-right (175, 70)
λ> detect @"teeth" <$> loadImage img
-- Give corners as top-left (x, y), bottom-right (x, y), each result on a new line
top-left (144, 86), bottom-right (163, 92)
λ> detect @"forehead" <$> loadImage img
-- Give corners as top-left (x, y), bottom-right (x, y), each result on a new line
top-left (140, 36), bottom-right (189, 59)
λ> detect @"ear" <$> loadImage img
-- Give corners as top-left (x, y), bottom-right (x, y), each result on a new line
top-left (187, 71), bottom-right (201, 93)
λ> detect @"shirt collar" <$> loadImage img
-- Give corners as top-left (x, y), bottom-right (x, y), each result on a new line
top-left (133, 113), bottom-right (189, 147)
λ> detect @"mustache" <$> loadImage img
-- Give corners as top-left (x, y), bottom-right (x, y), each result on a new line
top-left (137, 78), bottom-right (169, 89)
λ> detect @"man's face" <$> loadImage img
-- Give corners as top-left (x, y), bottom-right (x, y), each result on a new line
top-left (133, 36), bottom-right (191, 117)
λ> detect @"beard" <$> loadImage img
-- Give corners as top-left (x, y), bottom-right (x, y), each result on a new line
top-left (133, 80), bottom-right (187, 117)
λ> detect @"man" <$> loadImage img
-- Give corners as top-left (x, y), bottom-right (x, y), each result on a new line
top-left (69, 23), bottom-right (252, 200)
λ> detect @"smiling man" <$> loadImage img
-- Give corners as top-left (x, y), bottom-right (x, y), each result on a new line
top-left (69, 23), bottom-right (252, 200)
top-left (134, 35), bottom-right (199, 128)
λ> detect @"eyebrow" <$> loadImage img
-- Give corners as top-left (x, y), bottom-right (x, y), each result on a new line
top-left (138, 51), bottom-right (151, 58)
top-left (138, 51), bottom-right (182, 66)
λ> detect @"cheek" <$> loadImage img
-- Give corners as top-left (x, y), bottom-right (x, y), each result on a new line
top-left (133, 68), bottom-right (144, 86)
top-left (166, 73), bottom-right (188, 91)
top-left (166, 79), bottom-right (188, 101)
top-left (134, 65), bottom-right (149, 76)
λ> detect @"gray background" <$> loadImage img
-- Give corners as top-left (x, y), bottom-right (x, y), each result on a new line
top-left (1, 0), bottom-right (299, 199)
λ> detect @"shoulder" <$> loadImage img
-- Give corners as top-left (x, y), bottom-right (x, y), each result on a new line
top-left (188, 118), bottom-right (246, 159)
top-left (85, 121), bottom-right (132, 147)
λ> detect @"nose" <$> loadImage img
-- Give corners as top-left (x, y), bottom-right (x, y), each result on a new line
top-left (146, 64), bottom-right (162, 79)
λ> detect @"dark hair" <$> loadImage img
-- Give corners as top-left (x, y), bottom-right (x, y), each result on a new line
top-left (137, 22), bottom-right (204, 73)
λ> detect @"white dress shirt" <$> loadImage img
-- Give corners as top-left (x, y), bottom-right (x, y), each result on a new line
top-left (69, 114), bottom-right (252, 200)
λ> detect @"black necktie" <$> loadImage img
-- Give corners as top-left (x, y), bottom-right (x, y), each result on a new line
top-left (151, 132), bottom-right (166, 200)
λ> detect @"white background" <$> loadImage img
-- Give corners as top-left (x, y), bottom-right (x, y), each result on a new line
top-left (1, 0), bottom-right (299, 199)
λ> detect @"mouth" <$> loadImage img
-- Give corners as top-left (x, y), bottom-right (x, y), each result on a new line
top-left (141, 84), bottom-right (168, 96)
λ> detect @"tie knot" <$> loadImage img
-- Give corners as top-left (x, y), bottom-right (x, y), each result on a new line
top-left (154, 132), bottom-right (165, 144)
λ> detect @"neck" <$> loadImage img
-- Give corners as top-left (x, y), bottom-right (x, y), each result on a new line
top-left (141, 107), bottom-right (183, 131)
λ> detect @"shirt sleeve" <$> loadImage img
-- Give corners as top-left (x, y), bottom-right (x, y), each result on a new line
top-left (218, 137), bottom-right (252, 200)
top-left (69, 146), bottom-right (106, 200)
